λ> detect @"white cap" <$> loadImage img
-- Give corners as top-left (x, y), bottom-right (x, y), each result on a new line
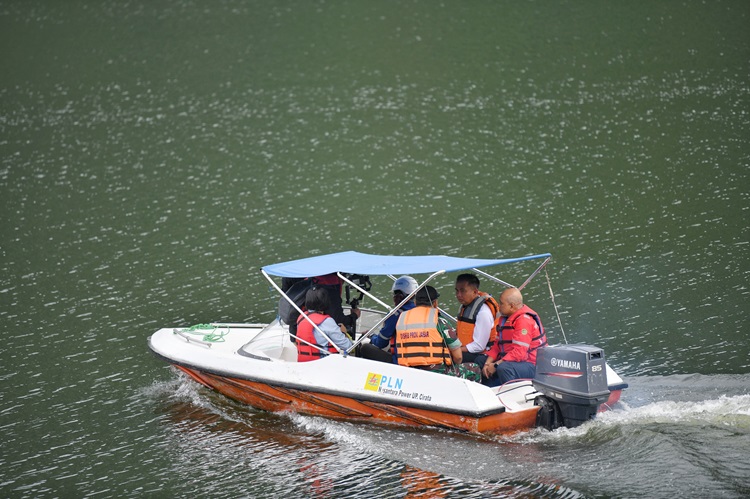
top-left (391, 276), bottom-right (418, 295)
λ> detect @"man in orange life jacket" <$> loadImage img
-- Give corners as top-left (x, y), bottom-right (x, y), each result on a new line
top-left (481, 287), bottom-right (547, 386)
top-left (453, 274), bottom-right (499, 366)
top-left (296, 287), bottom-right (353, 362)
top-left (395, 286), bottom-right (462, 370)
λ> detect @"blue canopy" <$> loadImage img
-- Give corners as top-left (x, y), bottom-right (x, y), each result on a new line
top-left (261, 251), bottom-right (551, 278)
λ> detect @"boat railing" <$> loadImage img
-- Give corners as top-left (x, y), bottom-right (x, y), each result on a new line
top-left (173, 325), bottom-right (231, 348)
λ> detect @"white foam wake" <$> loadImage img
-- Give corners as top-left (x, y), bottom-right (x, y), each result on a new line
top-left (598, 393), bottom-right (750, 425)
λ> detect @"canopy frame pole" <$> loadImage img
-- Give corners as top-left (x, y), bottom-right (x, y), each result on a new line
top-left (518, 256), bottom-right (552, 291)
top-left (470, 268), bottom-right (515, 289)
top-left (545, 267), bottom-right (568, 344)
top-left (387, 274), bottom-right (457, 323)
top-left (348, 270), bottom-right (445, 353)
top-left (261, 270), bottom-right (344, 355)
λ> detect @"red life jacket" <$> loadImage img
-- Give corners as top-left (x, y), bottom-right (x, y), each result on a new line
top-left (456, 291), bottom-right (500, 347)
top-left (296, 312), bottom-right (338, 362)
top-left (496, 305), bottom-right (547, 364)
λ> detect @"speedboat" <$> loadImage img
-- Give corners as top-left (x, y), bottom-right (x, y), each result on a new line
top-left (148, 251), bottom-right (628, 435)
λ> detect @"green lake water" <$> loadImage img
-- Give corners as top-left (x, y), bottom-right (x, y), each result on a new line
top-left (2, 1), bottom-right (749, 497)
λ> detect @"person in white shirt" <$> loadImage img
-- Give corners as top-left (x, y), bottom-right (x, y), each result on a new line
top-left (453, 273), bottom-right (500, 366)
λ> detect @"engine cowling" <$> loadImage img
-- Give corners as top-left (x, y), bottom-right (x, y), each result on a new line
top-left (533, 344), bottom-right (611, 428)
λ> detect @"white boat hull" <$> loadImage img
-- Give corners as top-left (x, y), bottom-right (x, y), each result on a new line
top-left (149, 320), bottom-right (625, 434)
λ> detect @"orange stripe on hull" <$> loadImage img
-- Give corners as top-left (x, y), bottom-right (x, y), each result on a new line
top-left (598, 389), bottom-right (624, 412)
top-left (175, 365), bottom-right (539, 435)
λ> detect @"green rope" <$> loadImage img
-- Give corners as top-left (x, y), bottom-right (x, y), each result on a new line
top-left (177, 324), bottom-right (228, 343)
top-left (186, 323), bottom-right (215, 331)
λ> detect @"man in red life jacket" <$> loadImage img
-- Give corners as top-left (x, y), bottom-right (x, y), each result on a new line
top-left (481, 287), bottom-right (547, 386)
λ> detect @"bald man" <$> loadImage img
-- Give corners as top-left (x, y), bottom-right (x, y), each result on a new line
top-left (481, 288), bottom-right (547, 387)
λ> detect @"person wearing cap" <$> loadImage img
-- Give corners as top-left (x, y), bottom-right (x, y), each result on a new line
top-left (394, 286), bottom-right (463, 370)
top-left (359, 276), bottom-right (418, 363)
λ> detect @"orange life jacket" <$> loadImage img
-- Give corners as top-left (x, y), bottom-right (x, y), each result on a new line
top-left (456, 291), bottom-right (500, 347)
top-left (296, 312), bottom-right (338, 362)
top-left (395, 306), bottom-right (451, 367)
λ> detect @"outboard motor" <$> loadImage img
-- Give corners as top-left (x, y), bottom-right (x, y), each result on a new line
top-left (533, 344), bottom-right (611, 429)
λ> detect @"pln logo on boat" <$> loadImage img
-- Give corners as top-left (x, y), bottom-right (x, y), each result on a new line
top-left (364, 372), bottom-right (404, 392)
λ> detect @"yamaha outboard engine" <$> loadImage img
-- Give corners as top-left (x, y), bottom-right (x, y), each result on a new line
top-left (533, 344), bottom-right (611, 429)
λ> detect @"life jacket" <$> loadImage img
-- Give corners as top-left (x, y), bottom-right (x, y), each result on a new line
top-left (296, 312), bottom-right (338, 362)
top-left (496, 305), bottom-right (547, 363)
top-left (373, 301), bottom-right (415, 349)
top-left (456, 291), bottom-right (500, 348)
top-left (395, 307), bottom-right (451, 367)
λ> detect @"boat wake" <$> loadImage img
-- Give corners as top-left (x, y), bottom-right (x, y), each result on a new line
top-left (147, 371), bottom-right (750, 444)
top-left (500, 375), bottom-right (750, 445)
top-left (599, 393), bottom-right (750, 425)
top-left (139, 374), bottom-right (217, 412)
top-left (143, 372), bottom-right (750, 498)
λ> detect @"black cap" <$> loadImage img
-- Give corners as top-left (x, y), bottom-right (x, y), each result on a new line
top-left (416, 285), bottom-right (440, 302)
